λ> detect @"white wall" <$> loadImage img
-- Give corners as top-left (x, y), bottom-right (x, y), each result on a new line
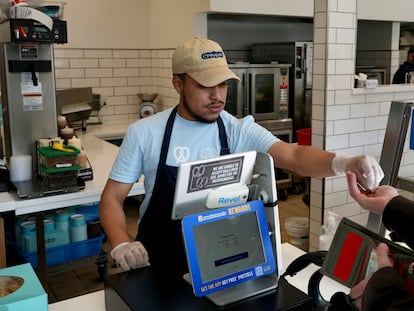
top-left (209, 0), bottom-right (313, 17)
top-left (58, 0), bottom-right (414, 50)
top-left (357, 0), bottom-right (414, 21)
top-left (149, 0), bottom-right (210, 49)
top-left (62, 0), bottom-right (149, 49)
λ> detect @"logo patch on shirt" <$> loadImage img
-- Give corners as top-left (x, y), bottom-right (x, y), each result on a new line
top-left (174, 146), bottom-right (190, 163)
top-left (201, 148), bottom-right (219, 159)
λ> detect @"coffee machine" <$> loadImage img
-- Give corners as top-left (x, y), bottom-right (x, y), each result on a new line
top-left (0, 18), bottom-right (67, 196)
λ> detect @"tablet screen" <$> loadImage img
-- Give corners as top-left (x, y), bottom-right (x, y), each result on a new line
top-left (182, 200), bottom-right (276, 297)
top-left (193, 211), bottom-right (265, 283)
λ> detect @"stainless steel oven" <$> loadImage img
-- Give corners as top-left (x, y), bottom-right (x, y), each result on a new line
top-left (226, 64), bottom-right (290, 121)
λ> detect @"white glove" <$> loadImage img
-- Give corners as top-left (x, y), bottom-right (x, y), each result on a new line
top-left (332, 153), bottom-right (384, 191)
top-left (110, 241), bottom-right (150, 271)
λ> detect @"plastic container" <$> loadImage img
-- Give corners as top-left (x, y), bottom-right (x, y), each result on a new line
top-left (19, 234), bottom-right (105, 269)
top-left (9, 154), bottom-right (32, 182)
top-left (38, 145), bottom-right (80, 169)
top-left (39, 165), bottom-right (80, 188)
top-left (319, 211), bottom-right (339, 251)
top-left (32, 1), bottom-right (66, 20)
top-left (285, 217), bottom-right (309, 252)
top-left (296, 128), bottom-right (311, 146)
top-left (75, 202), bottom-right (99, 222)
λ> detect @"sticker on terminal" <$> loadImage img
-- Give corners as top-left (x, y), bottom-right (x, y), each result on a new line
top-left (205, 184), bottom-right (249, 209)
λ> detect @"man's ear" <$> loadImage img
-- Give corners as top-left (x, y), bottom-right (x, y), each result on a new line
top-left (172, 75), bottom-right (183, 93)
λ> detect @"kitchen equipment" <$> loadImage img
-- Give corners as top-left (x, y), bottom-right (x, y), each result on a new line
top-left (0, 20), bottom-right (64, 172)
top-left (137, 93), bottom-right (157, 118)
top-left (55, 87), bottom-right (93, 131)
top-left (251, 41), bottom-right (313, 141)
top-left (0, 16), bottom-right (85, 199)
top-left (0, 18), bottom-right (67, 44)
top-left (226, 63), bottom-right (293, 199)
top-left (226, 64), bottom-right (290, 121)
top-left (87, 93), bottom-right (105, 124)
top-left (355, 66), bottom-right (387, 85)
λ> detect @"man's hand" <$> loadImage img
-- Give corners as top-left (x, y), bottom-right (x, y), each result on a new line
top-left (347, 171), bottom-right (399, 215)
top-left (332, 154), bottom-right (384, 191)
top-left (110, 241), bottom-right (150, 271)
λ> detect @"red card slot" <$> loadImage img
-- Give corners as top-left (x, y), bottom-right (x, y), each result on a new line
top-left (332, 231), bottom-right (364, 283)
top-left (356, 246), bottom-right (370, 283)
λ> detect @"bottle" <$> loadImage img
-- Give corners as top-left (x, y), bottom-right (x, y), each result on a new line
top-left (77, 150), bottom-right (88, 169)
top-left (60, 126), bottom-right (75, 144)
top-left (57, 115), bottom-right (67, 131)
top-left (67, 137), bottom-right (82, 150)
top-left (319, 211), bottom-right (338, 251)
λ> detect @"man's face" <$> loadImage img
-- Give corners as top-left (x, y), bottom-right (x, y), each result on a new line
top-left (408, 52), bottom-right (414, 64)
top-left (174, 75), bottom-right (228, 123)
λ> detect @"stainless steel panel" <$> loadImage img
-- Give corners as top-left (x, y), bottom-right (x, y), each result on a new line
top-left (0, 43), bottom-right (57, 171)
top-left (251, 42), bottom-right (313, 138)
top-left (227, 64), bottom-right (291, 121)
top-left (367, 101), bottom-right (412, 234)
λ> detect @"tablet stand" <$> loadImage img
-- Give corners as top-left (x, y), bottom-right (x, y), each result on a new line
top-left (184, 152), bottom-right (283, 306)
top-left (367, 101), bottom-right (412, 234)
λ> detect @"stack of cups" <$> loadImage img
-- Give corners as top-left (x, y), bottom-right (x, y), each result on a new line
top-left (70, 213), bottom-right (88, 258)
top-left (55, 209), bottom-right (70, 244)
top-left (9, 154), bottom-right (32, 183)
top-left (20, 220), bottom-right (36, 253)
top-left (70, 214), bottom-right (87, 242)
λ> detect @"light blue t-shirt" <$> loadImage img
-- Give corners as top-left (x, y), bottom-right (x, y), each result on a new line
top-left (109, 108), bottom-right (280, 216)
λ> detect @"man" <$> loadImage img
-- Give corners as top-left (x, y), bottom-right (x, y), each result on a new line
top-left (99, 37), bottom-right (384, 277)
top-left (392, 46), bottom-right (414, 84)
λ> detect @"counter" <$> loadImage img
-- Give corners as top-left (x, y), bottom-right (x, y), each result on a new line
top-left (0, 119), bottom-right (144, 269)
top-left (49, 243), bottom-right (349, 310)
top-left (0, 118), bottom-right (145, 215)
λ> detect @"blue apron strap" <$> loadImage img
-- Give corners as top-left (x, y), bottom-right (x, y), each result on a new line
top-left (217, 116), bottom-right (230, 155)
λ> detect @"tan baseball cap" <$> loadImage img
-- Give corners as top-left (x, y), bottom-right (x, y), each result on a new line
top-left (172, 37), bottom-right (240, 87)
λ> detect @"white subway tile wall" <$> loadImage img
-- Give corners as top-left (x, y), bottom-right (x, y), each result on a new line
top-left (54, 48), bottom-right (178, 122)
top-left (312, 0), bottom-right (414, 251)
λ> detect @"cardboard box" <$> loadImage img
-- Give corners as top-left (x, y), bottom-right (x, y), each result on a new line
top-left (0, 263), bottom-right (47, 311)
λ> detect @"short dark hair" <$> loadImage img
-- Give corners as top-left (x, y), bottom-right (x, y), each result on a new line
top-left (408, 46), bottom-right (414, 54)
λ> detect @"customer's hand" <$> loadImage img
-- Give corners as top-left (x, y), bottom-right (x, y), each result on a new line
top-left (349, 243), bottom-right (393, 309)
top-left (332, 154), bottom-right (384, 191)
top-left (346, 171), bottom-right (399, 215)
top-left (110, 241), bottom-right (150, 271)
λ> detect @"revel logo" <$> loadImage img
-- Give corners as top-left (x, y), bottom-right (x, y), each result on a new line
top-left (218, 195), bottom-right (241, 205)
top-left (201, 51), bottom-right (224, 59)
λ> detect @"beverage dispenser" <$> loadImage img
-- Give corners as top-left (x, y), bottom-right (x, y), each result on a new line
top-left (0, 17), bottom-right (67, 190)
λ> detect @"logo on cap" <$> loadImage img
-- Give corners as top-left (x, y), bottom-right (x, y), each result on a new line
top-left (201, 51), bottom-right (224, 60)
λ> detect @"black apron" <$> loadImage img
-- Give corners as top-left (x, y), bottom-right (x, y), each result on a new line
top-left (136, 106), bottom-right (230, 277)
